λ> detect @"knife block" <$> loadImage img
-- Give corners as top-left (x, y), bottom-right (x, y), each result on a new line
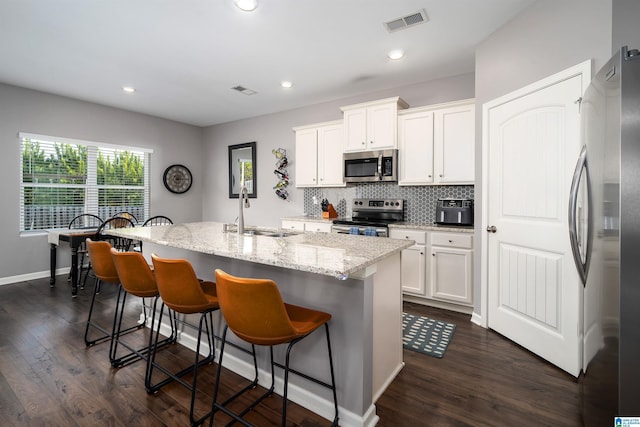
top-left (322, 204), bottom-right (338, 219)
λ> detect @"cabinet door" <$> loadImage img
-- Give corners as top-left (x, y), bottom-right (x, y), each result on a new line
top-left (343, 109), bottom-right (367, 152)
top-left (295, 128), bottom-right (318, 186)
top-left (398, 110), bottom-right (434, 185)
top-left (430, 246), bottom-right (473, 305)
top-left (434, 103), bottom-right (475, 184)
top-left (368, 103), bottom-right (398, 150)
top-left (400, 245), bottom-right (427, 295)
top-left (317, 123), bottom-right (344, 186)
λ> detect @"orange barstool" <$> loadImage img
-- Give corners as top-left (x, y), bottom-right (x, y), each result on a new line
top-left (110, 249), bottom-right (177, 370)
top-left (212, 269), bottom-right (339, 427)
top-left (150, 253), bottom-right (220, 426)
top-left (84, 239), bottom-right (143, 347)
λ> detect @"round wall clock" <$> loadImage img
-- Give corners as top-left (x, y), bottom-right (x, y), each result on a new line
top-left (163, 164), bottom-right (193, 194)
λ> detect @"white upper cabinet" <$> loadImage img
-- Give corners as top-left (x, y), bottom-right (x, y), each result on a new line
top-left (434, 101), bottom-right (475, 184)
top-left (398, 99), bottom-right (475, 186)
top-left (294, 127), bottom-right (318, 187)
top-left (398, 109), bottom-right (435, 185)
top-left (294, 120), bottom-right (345, 187)
top-left (341, 97), bottom-right (408, 152)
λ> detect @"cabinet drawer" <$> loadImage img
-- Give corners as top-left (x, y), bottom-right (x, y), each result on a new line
top-left (430, 233), bottom-right (473, 249)
top-left (389, 229), bottom-right (426, 245)
top-left (305, 222), bottom-right (332, 233)
top-left (281, 220), bottom-right (305, 231)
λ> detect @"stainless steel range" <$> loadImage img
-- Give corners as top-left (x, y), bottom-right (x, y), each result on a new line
top-left (332, 198), bottom-right (405, 237)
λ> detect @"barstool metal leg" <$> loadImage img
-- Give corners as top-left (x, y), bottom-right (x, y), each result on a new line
top-left (84, 278), bottom-right (111, 347)
top-left (210, 326), bottom-right (260, 427)
top-left (110, 293), bottom-right (174, 368)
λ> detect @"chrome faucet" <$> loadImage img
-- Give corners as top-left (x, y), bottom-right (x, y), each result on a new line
top-left (238, 185), bottom-right (250, 234)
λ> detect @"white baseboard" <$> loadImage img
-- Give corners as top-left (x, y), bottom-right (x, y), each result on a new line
top-left (403, 295), bottom-right (473, 315)
top-left (470, 312), bottom-right (485, 328)
top-left (0, 268), bottom-right (70, 286)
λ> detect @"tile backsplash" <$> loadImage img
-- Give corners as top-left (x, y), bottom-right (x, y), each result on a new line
top-left (303, 183), bottom-right (474, 224)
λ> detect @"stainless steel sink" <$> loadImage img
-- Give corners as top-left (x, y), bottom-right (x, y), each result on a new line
top-left (242, 230), bottom-right (293, 237)
top-left (223, 225), bottom-right (295, 238)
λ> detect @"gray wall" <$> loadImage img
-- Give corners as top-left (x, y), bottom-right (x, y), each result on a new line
top-left (0, 83), bottom-right (203, 282)
top-left (201, 73), bottom-right (475, 227)
top-left (613, 0), bottom-right (640, 52)
top-left (473, 0), bottom-right (613, 317)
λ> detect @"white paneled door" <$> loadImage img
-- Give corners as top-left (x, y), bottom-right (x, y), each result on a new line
top-left (484, 62), bottom-right (590, 377)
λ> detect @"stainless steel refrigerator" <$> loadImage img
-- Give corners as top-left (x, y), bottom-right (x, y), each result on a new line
top-left (569, 46), bottom-right (640, 425)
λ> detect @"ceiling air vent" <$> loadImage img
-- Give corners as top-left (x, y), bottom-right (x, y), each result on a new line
top-left (384, 9), bottom-right (428, 33)
top-left (231, 85), bottom-right (257, 96)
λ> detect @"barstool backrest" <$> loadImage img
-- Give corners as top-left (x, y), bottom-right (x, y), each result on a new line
top-left (110, 249), bottom-right (158, 298)
top-left (86, 238), bottom-right (119, 284)
top-left (151, 253), bottom-right (216, 314)
top-left (214, 269), bottom-right (297, 345)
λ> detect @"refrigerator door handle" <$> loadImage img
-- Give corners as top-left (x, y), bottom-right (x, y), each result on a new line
top-left (568, 145), bottom-right (592, 286)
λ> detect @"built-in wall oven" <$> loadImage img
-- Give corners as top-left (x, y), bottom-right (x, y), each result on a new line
top-left (332, 198), bottom-right (404, 237)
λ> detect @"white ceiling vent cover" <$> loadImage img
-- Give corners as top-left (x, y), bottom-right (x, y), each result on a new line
top-left (231, 85), bottom-right (257, 96)
top-left (384, 9), bottom-right (428, 33)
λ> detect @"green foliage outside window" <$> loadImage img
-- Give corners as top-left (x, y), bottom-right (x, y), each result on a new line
top-left (20, 136), bottom-right (148, 230)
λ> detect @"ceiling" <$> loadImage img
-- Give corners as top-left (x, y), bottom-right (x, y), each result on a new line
top-left (0, 0), bottom-right (535, 127)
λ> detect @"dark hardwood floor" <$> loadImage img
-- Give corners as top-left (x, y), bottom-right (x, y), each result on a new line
top-left (0, 276), bottom-right (583, 426)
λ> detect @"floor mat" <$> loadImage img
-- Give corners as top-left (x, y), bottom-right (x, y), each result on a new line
top-left (402, 312), bottom-right (456, 358)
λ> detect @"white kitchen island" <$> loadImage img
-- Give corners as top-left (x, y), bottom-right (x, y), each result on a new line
top-left (110, 222), bottom-right (412, 427)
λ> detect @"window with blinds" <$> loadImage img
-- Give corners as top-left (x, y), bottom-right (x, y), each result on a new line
top-left (19, 132), bottom-right (152, 232)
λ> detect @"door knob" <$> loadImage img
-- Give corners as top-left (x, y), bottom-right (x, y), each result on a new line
top-left (486, 225), bottom-right (497, 233)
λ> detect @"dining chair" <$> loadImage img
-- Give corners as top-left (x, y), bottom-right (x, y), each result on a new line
top-left (67, 213), bottom-right (103, 288)
top-left (97, 216), bottom-right (136, 251)
top-left (113, 211), bottom-right (138, 223)
top-left (142, 215), bottom-right (173, 227)
top-left (211, 269), bottom-right (339, 427)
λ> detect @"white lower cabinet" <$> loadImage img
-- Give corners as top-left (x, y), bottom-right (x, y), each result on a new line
top-left (429, 232), bottom-right (473, 306)
top-left (281, 220), bottom-right (332, 233)
top-left (389, 229), bottom-right (427, 295)
top-left (392, 228), bottom-right (474, 311)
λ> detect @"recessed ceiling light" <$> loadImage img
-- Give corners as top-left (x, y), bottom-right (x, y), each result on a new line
top-left (234, 0), bottom-right (258, 11)
top-left (280, 81), bottom-right (293, 88)
top-left (122, 86), bottom-right (136, 93)
top-left (387, 49), bottom-right (405, 60)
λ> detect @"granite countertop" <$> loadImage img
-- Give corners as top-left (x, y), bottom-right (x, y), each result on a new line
top-left (109, 222), bottom-right (413, 279)
top-left (282, 216), bottom-right (474, 233)
top-left (281, 215), bottom-right (341, 223)
top-left (388, 222), bottom-right (475, 233)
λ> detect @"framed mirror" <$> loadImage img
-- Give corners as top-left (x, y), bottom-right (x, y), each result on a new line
top-left (228, 141), bottom-right (257, 198)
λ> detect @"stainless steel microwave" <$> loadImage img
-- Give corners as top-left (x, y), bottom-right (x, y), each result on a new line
top-left (343, 149), bottom-right (398, 183)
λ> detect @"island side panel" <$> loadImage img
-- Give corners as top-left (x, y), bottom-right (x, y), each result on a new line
top-left (144, 242), bottom-right (376, 425)
top-left (371, 252), bottom-right (404, 402)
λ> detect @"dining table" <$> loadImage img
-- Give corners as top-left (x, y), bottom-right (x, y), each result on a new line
top-left (47, 228), bottom-right (98, 297)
